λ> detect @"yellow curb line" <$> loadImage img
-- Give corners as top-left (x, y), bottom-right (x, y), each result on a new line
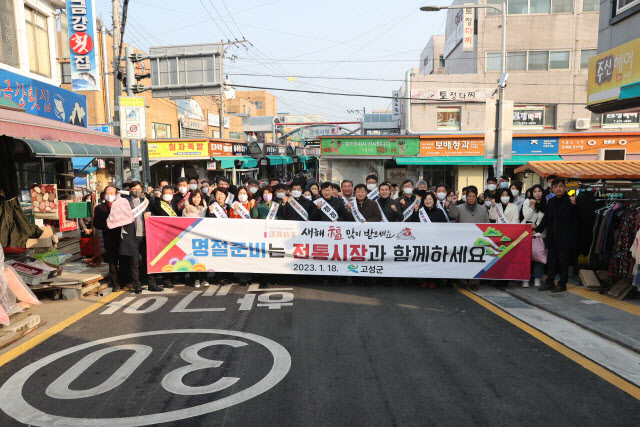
top-left (567, 284), bottom-right (640, 317)
top-left (0, 291), bottom-right (125, 368)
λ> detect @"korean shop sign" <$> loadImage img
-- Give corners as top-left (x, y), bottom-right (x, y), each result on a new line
top-left (419, 136), bottom-right (484, 156)
top-left (320, 137), bottom-right (420, 156)
top-left (558, 133), bottom-right (640, 154)
top-left (513, 106), bottom-right (544, 129)
top-left (148, 141), bottom-right (209, 159)
top-left (588, 37), bottom-right (640, 106)
top-left (66, 0), bottom-right (100, 91)
top-left (232, 142), bottom-right (249, 155)
top-left (411, 88), bottom-right (495, 103)
top-left (209, 141), bottom-right (233, 157)
top-left (264, 144), bottom-right (287, 155)
top-left (511, 137), bottom-right (558, 155)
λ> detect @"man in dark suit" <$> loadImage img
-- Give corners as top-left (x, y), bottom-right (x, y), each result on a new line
top-left (535, 177), bottom-right (577, 293)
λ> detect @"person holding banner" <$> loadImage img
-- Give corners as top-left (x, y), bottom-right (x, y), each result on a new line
top-left (207, 188), bottom-right (231, 218)
top-left (172, 177), bottom-right (190, 215)
top-left (229, 186), bottom-right (255, 219)
top-left (278, 183), bottom-right (316, 221)
top-left (313, 182), bottom-right (347, 222)
top-left (345, 184), bottom-right (382, 223)
top-left (251, 186), bottom-right (282, 220)
top-left (150, 185), bottom-right (179, 289)
top-left (448, 187), bottom-right (490, 224)
top-left (377, 182), bottom-right (403, 222)
top-left (489, 189), bottom-right (520, 224)
top-left (411, 192), bottom-right (448, 223)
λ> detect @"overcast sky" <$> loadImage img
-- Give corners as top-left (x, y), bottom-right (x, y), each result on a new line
top-left (95, 0), bottom-right (447, 121)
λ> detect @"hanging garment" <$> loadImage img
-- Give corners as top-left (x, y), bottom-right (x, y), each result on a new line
top-left (0, 198), bottom-right (43, 247)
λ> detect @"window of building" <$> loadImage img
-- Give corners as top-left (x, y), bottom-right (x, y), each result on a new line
top-left (0, 0), bottom-right (19, 67)
top-left (513, 105), bottom-right (545, 129)
top-left (528, 51), bottom-right (549, 70)
top-left (230, 132), bottom-right (244, 140)
top-left (25, 6), bottom-right (51, 77)
top-left (590, 112), bottom-right (602, 127)
top-left (549, 51), bottom-right (570, 69)
top-left (616, 0), bottom-right (640, 14)
top-left (509, 0), bottom-right (529, 14)
top-left (530, 0), bottom-right (551, 14)
top-left (439, 55), bottom-right (445, 68)
top-left (60, 62), bottom-right (71, 84)
top-left (582, 0), bottom-right (600, 11)
top-left (507, 52), bottom-right (526, 70)
top-left (580, 49), bottom-right (597, 69)
top-left (486, 0), bottom-right (503, 14)
top-left (544, 105), bottom-right (556, 128)
top-left (254, 101), bottom-right (263, 109)
top-left (152, 123), bottom-right (172, 138)
top-left (437, 107), bottom-right (461, 131)
top-left (551, 0), bottom-right (573, 12)
top-left (602, 112), bottom-right (640, 128)
top-left (487, 52), bottom-right (502, 71)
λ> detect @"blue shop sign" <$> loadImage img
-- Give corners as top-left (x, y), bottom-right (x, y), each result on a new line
top-left (0, 68), bottom-right (88, 127)
top-left (511, 136), bottom-right (558, 155)
top-left (88, 124), bottom-right (112, 133)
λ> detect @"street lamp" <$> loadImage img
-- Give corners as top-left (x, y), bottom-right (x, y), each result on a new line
top-left (421, 3), bottom-right (508, 177)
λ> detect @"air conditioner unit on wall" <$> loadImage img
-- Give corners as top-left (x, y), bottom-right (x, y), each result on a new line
top-left (575, 118), bottom-right (591, 130)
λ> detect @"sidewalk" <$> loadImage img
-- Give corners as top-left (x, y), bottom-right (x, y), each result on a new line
top-left (504, 283), bottom-right (640, 354)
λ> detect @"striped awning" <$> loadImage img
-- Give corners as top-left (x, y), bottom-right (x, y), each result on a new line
top-left (515, 161), bottom-right (640, 179)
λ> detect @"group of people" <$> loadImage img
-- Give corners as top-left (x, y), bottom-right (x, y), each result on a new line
top-left (91, 172), bottom-right (576, 294)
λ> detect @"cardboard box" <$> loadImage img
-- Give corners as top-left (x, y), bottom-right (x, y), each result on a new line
top-left (25, 226), bottom-right (55, 249)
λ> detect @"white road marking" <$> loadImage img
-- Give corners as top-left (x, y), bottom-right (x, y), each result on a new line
top-left (170, 291), bottom-right (225, 312)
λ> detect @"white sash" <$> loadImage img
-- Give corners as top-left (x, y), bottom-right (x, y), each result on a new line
top-left (320, 200), bottom-right (339, 221)
top-left (342, 196), bottom-right (353, 207)
top-left (437, 201), bottom-right (450, 222)
top-left (376, 200), bottom-right (388, 222)
top-left (232, 201), bottom-right (251, 219)
top-left (495, 204), bottom-right (509, 224)
top-left (225, 193), bottom-right (235, 205)
top-left (402, 199), bottom-right (420, 222)
top-left (418, 207), bottom-right (432, 223)
top-left (367, 188), bottom-right (380, 201)
top-left (211, 203), bottom-right (228, 218)
top-left (288, 197), bottom-right (309, 221)
top-left (266, 202), bottom-right (279, 220)
top-left (131, 198), bottom-right (149, 219)
top-left (351, 201), bottom-right (367, 223)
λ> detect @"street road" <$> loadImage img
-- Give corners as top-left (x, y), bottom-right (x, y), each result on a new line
top-left (0, 281), bottom-right (638, 426)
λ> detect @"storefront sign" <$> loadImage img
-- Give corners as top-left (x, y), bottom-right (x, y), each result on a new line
top-left (437, 107), bottom-right (461, 130)
top-left (66, 0), bottom-right (100, 91)
top-left (602, 112), bottom-right (640, 128)
top-left (588, 37), bottom-right (640, 106)
top-left (0, 69), bottom-right (88, 127)
top-left (392, 90), bottom-right (401, 120)
top-left (119, 96), bottom-right (146, 139)
top-left (511, 137), bottom-right (558, 155)
top-left (207, 162), bottom-right (217, 170)
top-left (463, 8), bottom-right (474, 52)
top-left (207, 113), bottom-right (230, 128)
top-left (232, 142), bottom-right (249, 156)
top-left (513, 106), bottom-right (544, 129)
top-left (209, 141), bottom-right (233, 156)
top-left (146, 218), bottom-right (531, 280)
top-left (420, 136), bottom-right (484, 156)
top-left (180, 117), bottom-right (207, 131)
top-left (558, 134), bottom-right (640, 154)
top-left (260, 159), bottom-right (268, 166)
top-left (148, 141), bottom-right (209, 159)
top-left (295, 147), bottom-right (316, 156)
top-left (58, 200), bottom-right (78, 232)
top-left (411, 88), bottom-right (495, 103)
top-left (320, 137), bottom-right (420, 156)
top-left (265, 144), bottom-right (287, 155)
top-left (88, 124), bottom-right (111, 133)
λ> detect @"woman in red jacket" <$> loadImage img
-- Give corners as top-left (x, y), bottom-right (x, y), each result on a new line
top-left (229, 186), bottom-right (255, 219)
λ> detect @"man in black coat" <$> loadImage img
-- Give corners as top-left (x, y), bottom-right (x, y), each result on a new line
top-left (345, 184), bottom-right (382, 222)
top-left (93, 186), bottom-right (121, 291)
top-left (278, 183), bottom-right (316, 221)
top-left (535, 178), bottom-right (577, 293)
top-left (377, 182), bottom-right (403, 222)
top-left (311, 182), bottom-right (347, 221)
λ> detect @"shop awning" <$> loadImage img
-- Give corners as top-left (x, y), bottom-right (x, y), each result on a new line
top-left (214, 157), bottom-right (236, 169)
top-left (267, 155), bottom-right (293, 165)
top-left (22, 139), bottom-right (123, 157)
top-left (395, 156), bottom-right (494, 165)
top-left (620, 81), bottom-right (640, 100)
top-left (234, 156), bottom-right (258, 168)
top-left (504, 155), bottom-right (563, 165)
top-left (297, 155), bottom-right (312, 162)
top-left (514, 160), bottom-right (640, 179)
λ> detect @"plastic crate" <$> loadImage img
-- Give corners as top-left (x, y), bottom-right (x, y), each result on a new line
top-left (33, 249), bottom-right (60, 266)
top-left (67, 202), bottom-right (91, 219)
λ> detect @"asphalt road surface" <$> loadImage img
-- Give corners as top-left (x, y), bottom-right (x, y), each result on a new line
top-left (0, 280), bottom-right (638, 426)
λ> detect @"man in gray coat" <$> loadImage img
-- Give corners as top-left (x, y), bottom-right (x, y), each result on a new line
top-left (448, 186), bottom-right (490, 223)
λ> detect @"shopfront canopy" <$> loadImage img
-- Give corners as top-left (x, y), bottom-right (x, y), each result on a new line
top-left (214, 157), bottom-right (236, 169)
top-left (515, 160), bottom-right (640, 179)
top-left (504, 155), bottom-right (563, 165)
top-left (234, 156), bottom-right (258, 168)
top-left (395, 156), bottom-right (494, 165)
top-left (267, 155), bottom-right (293, 165)
top-left (20, 139), bottom-right (122, 157)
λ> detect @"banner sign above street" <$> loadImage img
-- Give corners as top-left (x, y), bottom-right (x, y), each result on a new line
top-left (320, 137), bottom-right (420, 156)
top-left (66, 0), bottom-right (100, 91)
top-left (558, 133), bottom-right (640, 154)
top-left (148, 140), bottom-right (208, 159)
top-left (420, 136), bottom-right (484, 156)
top-left (119, 96), bottom-right (146, 139)
top-left (588, 37), bottom-right (640, 106)
top-left (411, 88), bottom-right (496, 103)
top-left (146, 218), bottom-right (532, 280)
top-left (463, 8), bottom-right (474, 52)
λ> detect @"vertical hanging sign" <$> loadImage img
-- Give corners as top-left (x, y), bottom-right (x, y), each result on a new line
top-left (463, 7), bottom-right (474, 52)
top-left (66, 0), bottom-right (100, 91)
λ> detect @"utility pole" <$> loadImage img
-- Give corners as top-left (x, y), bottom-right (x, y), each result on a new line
top-left (219, 40), bottom-right (225, 140)
top-left (112, 0), bottom-right (123, 187)
top-left (125, 45), bottom-right (140, 181)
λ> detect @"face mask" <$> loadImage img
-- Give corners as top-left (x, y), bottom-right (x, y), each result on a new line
top-left (292, 190), bottom-right (302, 198)
top-left (501, 196), bottom-right (511, 204)
top-left (201, 187), bottom-right (209, 194)
top-left (131, 190), bottom-right (141, 198)
top-left (276, 192), bottom-right (285, 199)
top-left (304, 195), bottom-right (312, 201)
top-left (485, 199), bottom-right (492, 206)
top-left (403, 188), bottom-right (413, 195)
top-left (178, 187), bottom-right (187, 194)
top-left (154, 192), bottom-right (161, 197)
top-left (436, 192), bottom-right (447, 201)
top-left (189, 184), bottom-right (198, 191)
top-left (119, 190), bottom-right (130, 196)
top-left (249, 187), bottom-right (258, 194)
top-left (162, 194), bottom-right (173, 202)
top-left (264, 194), bottom-right (273, 202)
top-left (501, 182), bottom-right (509, 188)
top-left (487, 184), bottom-right (497, 191)
top-left (238, 194), bottom-right (248, 202)
top-left (461, 195), bottom-right (467, 202)
top-left (511, 189), bottom-right (520, 197)
top-left (366, 183), bottom-right (377, 191)
top-left (105, 195), bottom-right (116, 203)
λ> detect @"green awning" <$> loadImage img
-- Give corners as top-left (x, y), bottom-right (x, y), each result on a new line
top-left (21, 139), bottom-right (123, 157)
top-left (395, 156), bottom-right (494, 165)
top-left (267, 155), bottom-right (293, 165)
top-left (504, 155), bottom-right (563, 165)
top-left (241, 158), bottom-right (258, 168)
top-left (620, 81), bottom-right (640, 100)
top-left (214, 157), bottom-right (235, 169)
top-left (297, 155), bottom-right (311, 162)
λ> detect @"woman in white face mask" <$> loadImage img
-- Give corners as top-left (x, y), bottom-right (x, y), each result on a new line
top-left (489, 188), bottom-right (520, 224)
top-left (229, 186), bottom-right (255, 219)
top-left (509, 180), bottom-right (525, 212)
top-left (398, 179), bottom-right (416, 211)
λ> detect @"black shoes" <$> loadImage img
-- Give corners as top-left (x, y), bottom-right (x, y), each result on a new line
top-left (538, 282), bottom-right (556, 291)
top-left (550, 286), bottom-right (567, 293)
